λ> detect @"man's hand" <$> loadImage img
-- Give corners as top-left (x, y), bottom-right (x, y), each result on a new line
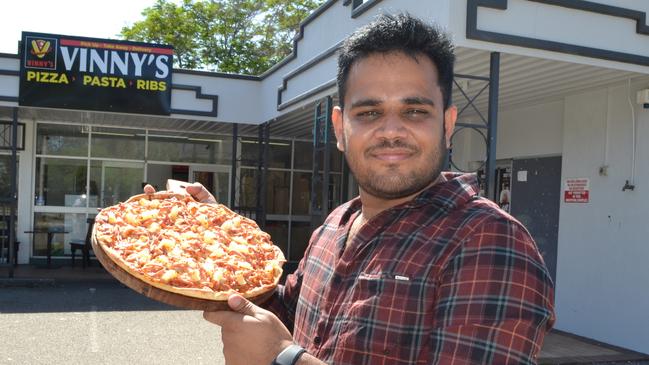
top-left (203, 294), bottom-right (294, 365)
top-left (142, 182), bottom-right (216, 204)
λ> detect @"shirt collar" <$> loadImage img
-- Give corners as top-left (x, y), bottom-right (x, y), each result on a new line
top-left (405, 172), bottom-right (480, 211)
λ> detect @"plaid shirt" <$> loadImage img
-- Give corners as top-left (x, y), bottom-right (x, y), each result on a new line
top-left (266, 172), bottom-right (555, 365)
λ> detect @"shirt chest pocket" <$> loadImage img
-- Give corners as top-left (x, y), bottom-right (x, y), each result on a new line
top-left (337, 273), bottom-right (433, 364)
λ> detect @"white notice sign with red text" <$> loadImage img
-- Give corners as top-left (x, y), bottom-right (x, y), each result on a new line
top-left (564, 178), bottom-right (589, 203)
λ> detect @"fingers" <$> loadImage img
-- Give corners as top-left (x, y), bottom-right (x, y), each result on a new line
top-left (186, 182), bottom-right (217, 203)
top-left (228, 294), bottom-right (257, 316)
top-left (202, 294), bottom-right (262, 326)
top-left (143, 184), bottom-right (156, 194)
top-left (203, 310), bottom-right (233, 326)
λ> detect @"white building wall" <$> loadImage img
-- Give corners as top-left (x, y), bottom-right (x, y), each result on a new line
top-left (449, 0), bottom-right (649, 75)
top-left (259, 0), bottom-right (453, 118)
top-left (496, 100), bottom-right (563, 159)
top-left (171, 72), bottom-right (262, 124)
top-left (556, 80), bottom-right (649, 353)
top-left (453, 99), bottom-right (564, 170)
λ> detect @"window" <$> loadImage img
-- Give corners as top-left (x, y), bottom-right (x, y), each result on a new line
top-left (267, 171), bottom-right (290, 215)
top-left (32, 212), bottom-right (87, 257)
top-left (292, 172), bottom-right (312, 215)
top-left (148, 132), bottom-right (232, 164)
top-left (240, 138), bottom-right (292, 168)
top-left (90, 161), bottom-right (144, 208)
top-left (293, 141), bottom-right (343, 172)
top-left (91, 127), bottom-right (145, 160)
top-left (0, 154), bottom-right (18, 200)
top-left (265, 220), bottom-right (288, 257)
top-left (34, 158), bottom-right (88, 207)
top-left (36, 124), bottom-right (87, 157)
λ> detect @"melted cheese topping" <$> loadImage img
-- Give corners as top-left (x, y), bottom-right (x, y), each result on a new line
top-left (95, 195), bottom-right (284, 294)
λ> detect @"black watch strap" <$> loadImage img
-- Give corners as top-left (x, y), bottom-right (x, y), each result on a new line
top-left (272, 344), bottom-right (306, 365)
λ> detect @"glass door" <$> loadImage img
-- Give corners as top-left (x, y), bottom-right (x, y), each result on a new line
top-left (189, 165), bottom-right (231, 205)
top-left (91, 160), bottom-right (145, 208)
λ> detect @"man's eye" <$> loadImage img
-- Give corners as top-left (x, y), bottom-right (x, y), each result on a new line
top-left (357, 111), bottom-right (381, 120)
top-left (406, 109), bottom-right (428, 117)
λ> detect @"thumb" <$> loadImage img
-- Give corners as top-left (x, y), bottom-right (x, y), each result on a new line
top-left (228, 294), bottom-right (258, 317)
top-left (186, 183), bottom-right (216, 203)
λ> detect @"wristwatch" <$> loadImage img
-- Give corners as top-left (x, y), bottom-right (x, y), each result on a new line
top-left (271, 344), bottom-right (306, 365)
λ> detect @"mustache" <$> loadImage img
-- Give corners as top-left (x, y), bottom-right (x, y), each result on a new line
top-left (365, 139), bottom-right (419, 154)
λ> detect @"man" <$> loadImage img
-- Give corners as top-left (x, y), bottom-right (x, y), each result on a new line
top-left (198, 14), bottom-right (554, 365)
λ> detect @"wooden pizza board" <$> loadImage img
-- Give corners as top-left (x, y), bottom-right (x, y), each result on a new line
top-left (91, 232), bottom-right (275, 311)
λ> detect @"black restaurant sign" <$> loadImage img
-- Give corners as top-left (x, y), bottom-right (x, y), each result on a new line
top-left (19, 32), bottom-right (174, 115)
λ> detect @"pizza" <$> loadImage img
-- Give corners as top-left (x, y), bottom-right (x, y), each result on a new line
top-left (92, 192), bottom-right (285, 301)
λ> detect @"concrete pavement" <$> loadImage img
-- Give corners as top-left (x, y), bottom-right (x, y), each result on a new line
top-left (0, 280), bottom-right (226, 365)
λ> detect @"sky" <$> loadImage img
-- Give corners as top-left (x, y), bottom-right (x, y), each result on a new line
top-left (0, 0), bottom-right (160, 54)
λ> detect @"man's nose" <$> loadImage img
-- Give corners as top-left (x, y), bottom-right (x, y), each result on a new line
top-left (374, 113), bottom-right (407, 140)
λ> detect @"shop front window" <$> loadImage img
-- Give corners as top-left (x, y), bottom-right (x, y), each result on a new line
top-left (265, 220), bottom-right (288, 257)
top-left (32, 212), bottom-right (89, 257)
top-left (0, 154), bottom-right (17, 200)
top-left (293, 141), bottom-right (343, 172)
top-left (241, 138), bottom-right (292, 168)
top-left (291, 172), bottom-right (312, 215)
top-left (148, 132), bottom-right (232, 164)
top-left (91, 127), bottom-right (145, 160)
top-left (36, 124), bottom-right (88, 157)
top-left (267, 171), bottom-right (290, 215)
top-left (291, 172), bottom-right (343, 215)
top-left (34, 158), bottom-right (88, 207)
top-left (238, 168), bottom-right (257, 208)
top-left (90, 161), bottom-right (144, 207)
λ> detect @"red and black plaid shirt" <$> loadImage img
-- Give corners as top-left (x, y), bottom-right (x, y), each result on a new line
top-left (266, 172), bottom-right (555, 364)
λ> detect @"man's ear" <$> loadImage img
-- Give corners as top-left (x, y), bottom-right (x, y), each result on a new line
top-left (332, 106), bottom-right (345, 152)
top-left (443, 105), bottom-right (458, 149)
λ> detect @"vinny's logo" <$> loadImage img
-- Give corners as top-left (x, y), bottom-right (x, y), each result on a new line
top-left (24, 36), bottom-right (57, 69)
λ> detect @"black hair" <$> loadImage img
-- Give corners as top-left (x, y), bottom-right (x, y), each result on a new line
top-left (337, 13), bottom-right (455, 110)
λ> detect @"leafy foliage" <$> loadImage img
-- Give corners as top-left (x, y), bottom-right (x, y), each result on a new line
top-left (121, 0), bottom-right (324, 74)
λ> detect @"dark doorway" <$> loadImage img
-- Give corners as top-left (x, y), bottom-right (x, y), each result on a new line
top-left (510, 156), bottom-right (562, 283)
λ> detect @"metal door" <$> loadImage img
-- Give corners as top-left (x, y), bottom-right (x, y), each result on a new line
top-left (510, 156), bottom-right (562, 283)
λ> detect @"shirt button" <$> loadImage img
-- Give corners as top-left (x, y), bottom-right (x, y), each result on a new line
top-left (313, 336), bottom-right (322, 345)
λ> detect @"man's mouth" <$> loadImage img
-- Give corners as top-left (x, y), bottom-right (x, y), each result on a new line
top-left (368, 148), bottom-right (416, 162)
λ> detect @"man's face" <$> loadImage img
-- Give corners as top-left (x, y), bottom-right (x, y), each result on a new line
top-left (332, 51), bottom-right (457, 200)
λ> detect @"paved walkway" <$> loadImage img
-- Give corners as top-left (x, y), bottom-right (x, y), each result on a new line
top-left (2, 264), bottom-right (648, 364)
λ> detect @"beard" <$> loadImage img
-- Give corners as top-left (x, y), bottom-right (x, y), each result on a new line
top-left (344, 134), bottom-right (447, 200)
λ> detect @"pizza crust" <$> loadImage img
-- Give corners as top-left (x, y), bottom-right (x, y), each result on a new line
top-left (93, 192), bottom-right (285, 302)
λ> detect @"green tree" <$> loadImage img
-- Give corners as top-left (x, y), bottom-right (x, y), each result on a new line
top-left (121, 0), bottom-right (324, 74)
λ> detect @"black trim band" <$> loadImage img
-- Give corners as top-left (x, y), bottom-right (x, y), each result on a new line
top-left (259, 0), bottom-right (338, 79)
top-left (169, 84), bottom-right (218, 117)
top-left (0, 70), bottom-right (19, 76)
top-left (351, 0), bottom-right (383, 18)
top-left (467, 0), bottom-right (649, 67)
top-left (173, 68), bottom-right (260, 81)
top-left (276, 41), bottom-right (341, 108)
top-left (0, 53), bottom-right (19, 59)
top-left (278, 79), bottom-right (337, 111)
